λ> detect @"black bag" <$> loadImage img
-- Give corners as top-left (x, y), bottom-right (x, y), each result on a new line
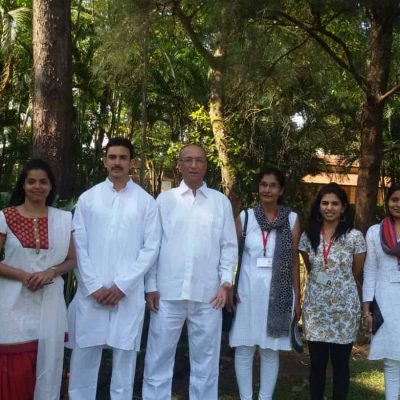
top-left (370, 297), bottom-right (384, 335)
top-left (290, 316), bottom-right (303, 353)
top-left (222, 209), bottom-right (248, 333)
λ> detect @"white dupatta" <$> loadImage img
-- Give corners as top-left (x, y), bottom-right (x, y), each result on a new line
top-left (33, 207), bottom-right (71, 400)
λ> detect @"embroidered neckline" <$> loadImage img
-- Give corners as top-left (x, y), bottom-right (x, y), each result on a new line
top-left (3, 207), bottom-right (49, 251)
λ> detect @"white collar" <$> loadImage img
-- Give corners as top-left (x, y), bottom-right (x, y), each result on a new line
top-left (177, 180), bottom-right (208, 197)
top-left (105, 177), bottom-right (134, 192)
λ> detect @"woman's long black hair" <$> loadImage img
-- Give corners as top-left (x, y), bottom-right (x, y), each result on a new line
top-left (8, 159), bottom-right (57, 206)
top-left (305, 182), bottom-right (353, 253)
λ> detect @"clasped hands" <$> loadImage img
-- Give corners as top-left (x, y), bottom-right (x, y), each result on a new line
top-left (92, 285), bottom-right (125, 306)
top-left (21, 268), bottom-right (56, 291)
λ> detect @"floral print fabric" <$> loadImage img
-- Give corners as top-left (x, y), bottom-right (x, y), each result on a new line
top-left (299, 229), bottom-right (366, 344)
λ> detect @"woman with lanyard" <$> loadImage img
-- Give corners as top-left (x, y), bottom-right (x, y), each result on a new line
top-left (229, 166), bottom-right (301, 400)
top-left (0, 159), bottom-right (75, 400)
top-left (299, 182), bottom-right (366, 400)
top-left (363, 183), bottom-right (400, 399)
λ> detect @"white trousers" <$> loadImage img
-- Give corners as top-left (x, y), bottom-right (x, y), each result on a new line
top-left (234, 345), bottom-right (279, 400)
top-left (68, 345), bottom-right (137, 400)
top-left (143, 299), bottom-right (222, 400)
top-left (384, 358), bottom-right (400, 399)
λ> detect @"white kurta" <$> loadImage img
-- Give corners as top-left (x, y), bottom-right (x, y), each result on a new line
top-left (229, 209), bottom-right (297, 350)
top-left (145, 181), bottom-right (237, 302)
top-left (143, 181), bottom-right (237, 400)
top-left (68, 178), bottom-right (161, 351)
top-left (363, 224), bottom-right (400, 361)
top-left (0, 206), bottom-right (72, 400)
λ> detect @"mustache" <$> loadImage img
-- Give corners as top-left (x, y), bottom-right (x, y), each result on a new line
top-left (111, 166), bottom-right (123, 170)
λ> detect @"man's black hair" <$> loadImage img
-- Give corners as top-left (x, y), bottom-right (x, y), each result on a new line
top-left (104, 137), bottom-right (134, 159)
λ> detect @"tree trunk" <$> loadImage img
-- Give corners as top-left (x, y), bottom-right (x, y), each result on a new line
top-left (96, 87), bottom-right (109, 159)
top-left (354, 6), bottom-right (395, 233)
top-left (173, 3), bottom-right (241, 216)
top-left (140, 19), bottom-right (149, 188)
top-left (0, 57), bottom-right (13, 100)
top-left (32, 0), bottom-right (73, 199)
top-left (355, 100), bottom-right (383, 233)
top-left (209, 48), bottom-right (241, 216)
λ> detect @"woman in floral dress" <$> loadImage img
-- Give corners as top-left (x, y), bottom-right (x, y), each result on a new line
top-left (299, 183), bottom-right (366, 400)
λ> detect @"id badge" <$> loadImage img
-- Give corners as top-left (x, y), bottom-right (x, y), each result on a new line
top-left (316, 271), bottom-right (332, 286)
top-left (257, 257), bottom-right (273, 268)
top-left (389, 271), bottom-right (400, 283)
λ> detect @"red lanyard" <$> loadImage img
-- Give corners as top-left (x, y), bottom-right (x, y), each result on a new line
top-left (322, 227), bottom-right (335, 271)
top-left (261, 230), bottom-right (272, 257)
top-left (261, 210), bottom-right (278, 257)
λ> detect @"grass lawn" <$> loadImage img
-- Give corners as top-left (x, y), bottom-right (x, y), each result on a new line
top-left (62, 332), bottom-right (384, 399)
top-left (217, 340), bottom-right (384, 400)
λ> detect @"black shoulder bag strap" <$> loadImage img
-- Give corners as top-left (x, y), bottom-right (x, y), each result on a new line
top-left (233, 209), bottom-right (248, 299)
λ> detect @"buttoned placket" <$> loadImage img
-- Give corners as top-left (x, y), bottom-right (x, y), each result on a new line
top-left (181, 189), bottom-right (197, 299)
top-left (107, 187), bottom-right (124, 286)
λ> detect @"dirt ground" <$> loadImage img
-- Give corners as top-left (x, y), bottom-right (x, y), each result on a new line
top-left (61, 325), bottom-right (376, 400)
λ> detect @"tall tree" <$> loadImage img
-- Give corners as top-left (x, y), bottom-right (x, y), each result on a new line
top-left (0, 3), bottom-right (30, 99)
top-left (32, 0), bottom-right (73, 198)
top-left (264, 0), bottom-right (400, 232)
top-left (171, 0), bottom-right (242, 215)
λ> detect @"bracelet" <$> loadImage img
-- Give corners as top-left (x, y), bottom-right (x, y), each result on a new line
top-left (362, 313), bottom-right (372, 319)
top-left (50, 266), bottom-right (57, 278)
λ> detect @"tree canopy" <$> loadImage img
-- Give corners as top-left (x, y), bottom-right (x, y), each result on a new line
top-left (1, 0), bottom-right (400, 227)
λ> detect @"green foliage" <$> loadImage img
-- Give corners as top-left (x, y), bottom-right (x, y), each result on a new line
top-left (1, 0), bottom-right (399, 219)
top-left (0, 192), bottom-right (10, 208)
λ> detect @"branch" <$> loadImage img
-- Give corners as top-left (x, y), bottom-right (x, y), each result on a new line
top-left (266, 37), bottom-right (310, 76)
top-left (324, 7), bottom-right (357, 26)
top-left (383, 142), bottom-right (400, 155)
top-left (377, 83), bottom-right (400, 103)
top-left (271, 11), bottom-right (367, 90)
top-left (317, 25), bottom-right (364, 81)
top-left (171, 1), bottom-right (219, 70)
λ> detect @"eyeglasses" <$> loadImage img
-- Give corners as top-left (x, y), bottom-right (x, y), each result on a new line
top-left (179, 157), bottom-right (206, 165)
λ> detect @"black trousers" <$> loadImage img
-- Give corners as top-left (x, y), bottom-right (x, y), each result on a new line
top-left (308, 340), bottom-right (353, 400)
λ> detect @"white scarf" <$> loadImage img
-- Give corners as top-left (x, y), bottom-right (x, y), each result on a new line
top-left (34, 207), bottom-right (71, 400)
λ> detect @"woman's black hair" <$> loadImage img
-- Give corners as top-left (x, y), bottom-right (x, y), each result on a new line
top-left (386, 183), bottom-right (400, 218)
top-left (8, 159), bottom-right (57, 206)
top-left (257, 166), bottom-right (285, 204)
top-left (305, 182), bottom-right (353, 253)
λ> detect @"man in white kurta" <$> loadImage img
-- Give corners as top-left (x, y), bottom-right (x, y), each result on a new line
top-left (142, 144), bottom-right (237, 400)
top-left (68, 138), bottom-right (161, 400)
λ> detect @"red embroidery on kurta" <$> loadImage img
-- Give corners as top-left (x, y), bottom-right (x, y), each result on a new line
top-left (3, 207), bottom-right (49, 250)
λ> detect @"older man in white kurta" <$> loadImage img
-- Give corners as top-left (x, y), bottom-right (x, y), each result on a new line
top-left (143, 144), bottom-right (237, 400)
top-left (68, 138), bottom-right (161, 400)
